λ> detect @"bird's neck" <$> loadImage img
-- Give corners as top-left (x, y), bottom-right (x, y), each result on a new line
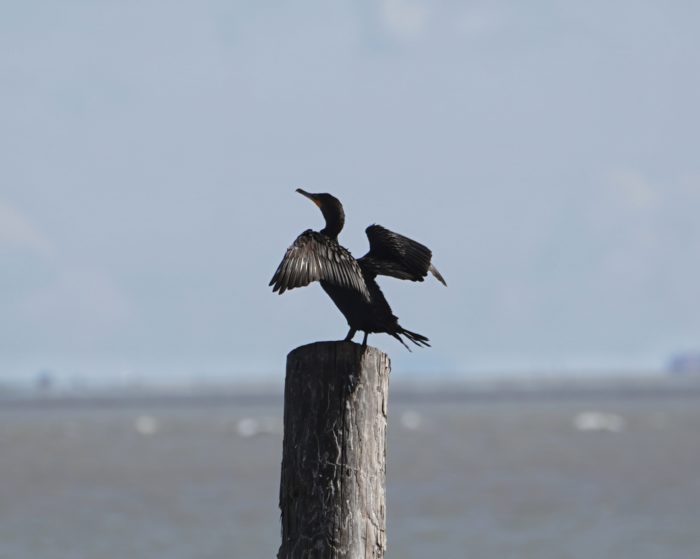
top-left (320, 209), bottom-right (344, 239)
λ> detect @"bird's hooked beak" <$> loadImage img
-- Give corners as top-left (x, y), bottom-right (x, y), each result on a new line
top-left (296, 188), bottom-right (321, 208)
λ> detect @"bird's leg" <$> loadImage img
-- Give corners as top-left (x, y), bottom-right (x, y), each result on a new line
top-left (362, 331), bottom-right (369, 347)
top-left (344, 328), bottom-right (357, 342)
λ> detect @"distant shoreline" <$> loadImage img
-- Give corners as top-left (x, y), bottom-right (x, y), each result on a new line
top-left (3, 376), bottom-right (700, 410)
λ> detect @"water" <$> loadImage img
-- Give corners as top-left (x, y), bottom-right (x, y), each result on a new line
top-left (1, 393), bottom-right (699, 558)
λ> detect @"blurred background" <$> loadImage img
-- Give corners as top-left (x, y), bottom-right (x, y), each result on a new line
top-left (1, 1), bottom-right (699, 558)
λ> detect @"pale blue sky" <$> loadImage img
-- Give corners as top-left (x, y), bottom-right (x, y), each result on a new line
top-left (2, 1), bottom-right (699, 383)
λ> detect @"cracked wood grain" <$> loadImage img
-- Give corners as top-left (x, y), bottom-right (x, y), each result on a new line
top-left (278, 341), bottom-right (390, 559)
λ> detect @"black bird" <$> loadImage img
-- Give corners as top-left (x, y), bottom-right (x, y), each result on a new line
top-left (269, 189), bottom-right (446, 349)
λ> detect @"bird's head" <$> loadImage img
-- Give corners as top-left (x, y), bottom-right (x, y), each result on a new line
top-left (296, 188), bottom-right (345, 238)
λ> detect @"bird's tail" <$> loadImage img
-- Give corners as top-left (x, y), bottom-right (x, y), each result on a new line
top-left (391, 327), bottom-right (431, 351)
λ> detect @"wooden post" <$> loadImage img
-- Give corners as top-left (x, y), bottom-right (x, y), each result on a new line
top-left (278, 341), bottom-right (390, 559)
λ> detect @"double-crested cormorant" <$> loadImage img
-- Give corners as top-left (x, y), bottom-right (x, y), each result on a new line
top-left (270, 189), bottom-right (446, 349)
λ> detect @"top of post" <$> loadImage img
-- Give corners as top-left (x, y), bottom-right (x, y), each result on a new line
top-left (287, 340), bottom-right (388, 363)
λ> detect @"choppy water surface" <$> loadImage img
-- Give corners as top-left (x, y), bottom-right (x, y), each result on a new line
top-left (1, 393), bottom-right (699, 559)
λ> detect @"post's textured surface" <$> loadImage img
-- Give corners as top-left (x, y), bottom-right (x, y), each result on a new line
top-left (278, 341), bottom-right (390, 559)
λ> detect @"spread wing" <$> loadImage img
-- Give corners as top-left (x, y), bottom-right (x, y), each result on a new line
top-left (269, 230), bottom-right (371, 300)
top-left (360, 224), bottom-right (447, 285)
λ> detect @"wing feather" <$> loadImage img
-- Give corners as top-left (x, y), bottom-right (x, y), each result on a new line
top-left (360, 224), bottom-right (447, 285)
top-left (270, 230), bottom-right (371, 300)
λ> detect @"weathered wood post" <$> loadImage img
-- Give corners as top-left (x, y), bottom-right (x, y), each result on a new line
top-left (278, 341), bottom-right (390, 559)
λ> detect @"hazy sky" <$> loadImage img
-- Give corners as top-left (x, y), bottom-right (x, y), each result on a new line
top-left (2, 1), bottom-right (699, 383)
